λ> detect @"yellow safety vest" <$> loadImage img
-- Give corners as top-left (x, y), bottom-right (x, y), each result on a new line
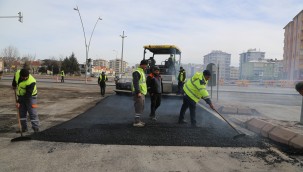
top-left (99, 75), bottom-right (107, 82)
top-left (179, 71), bottom-right (185, 82)
top-left (61, 71), bottom-right (65, 76)
top-left (132, 67), bottom-right (147, 95)
top-left (183, 72), bottom-right (209, 103)
top-left (15, 70), bottom-right (37, 96)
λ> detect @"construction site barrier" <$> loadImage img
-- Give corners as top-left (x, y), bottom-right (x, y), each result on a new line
top-left (236, 80), bottom-right (249, 87)
top-left (219, 78), bottom-right (224, 86)
top-left (279, 80), bottom-right (295, 88)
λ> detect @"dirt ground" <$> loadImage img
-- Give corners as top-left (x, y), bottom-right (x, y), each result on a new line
top-left (0, 80), bottom-right (114, 135)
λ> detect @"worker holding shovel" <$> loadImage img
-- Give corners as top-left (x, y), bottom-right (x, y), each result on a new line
top-left (12, 68), bottom-right (39, 133)
top-left (178, 70), bottom-right (215, 127)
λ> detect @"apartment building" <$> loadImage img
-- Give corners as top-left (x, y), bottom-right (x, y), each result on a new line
top-left (239, 49), bottom-right (265, 79)
top-left (109, 59), bottom-right (127, 74)
top-left (283, 10), bottom-right (303, 80)
top-left (203, 50), bottom-right (231, 79)
top-left (230, 66), bottom-right (239, 80)
top-left (93, 59), bottom-right (109, 68)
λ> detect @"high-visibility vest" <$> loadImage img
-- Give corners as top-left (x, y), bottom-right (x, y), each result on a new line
top-left (15, 70), bottom-right (37, 96)
top-left (183, 72), bottom-right (209, 103)
top-left (61, 71), bottom-right (65, 76)
top-left (132, 67), bottom-right (147, 95)
top-left (99, 74), bottom-right (107, 82)
top-left (178, 71), bottom-right (186, 82)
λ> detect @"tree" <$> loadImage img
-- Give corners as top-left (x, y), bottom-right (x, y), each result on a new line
top-left (1, 45), bottom-right (19, 72)
top-left (69, 53), bottom-right (80, 74)
top-left (61, 53), bottom-right (80, 75)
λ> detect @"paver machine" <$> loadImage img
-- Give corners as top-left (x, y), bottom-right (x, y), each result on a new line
top-left (115, 44), bottom-right (182, 95)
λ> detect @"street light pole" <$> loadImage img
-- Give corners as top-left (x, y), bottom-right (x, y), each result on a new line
top-left (74, 6), bottom-right (102, 84)
top-left (120, 31), bottom-right (127, 74)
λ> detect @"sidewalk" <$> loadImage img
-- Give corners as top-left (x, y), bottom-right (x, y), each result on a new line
top-left (214, 87), bottom-right (303, 149)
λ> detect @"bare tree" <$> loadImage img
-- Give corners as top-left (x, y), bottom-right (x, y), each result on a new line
top-left (1, 45), bottom-right (19, 72)
top-left (21, 53), bottom-right (36, 62)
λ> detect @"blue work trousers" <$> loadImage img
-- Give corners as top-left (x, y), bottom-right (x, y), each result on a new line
top-left (179, 94), bottom-right (196, 125)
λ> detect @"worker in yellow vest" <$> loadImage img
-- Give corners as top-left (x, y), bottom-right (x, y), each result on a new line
top-left (178, 70), bottom-right (215, 127)
top-left (12, 69), bottom-right (39, 132)
top-left (60, 70), bottom-right (65, 83)
top-left (98, 71), bottom-right (108, 97)
top-left (177, 66), bottom-right (186, 94)
top-left (132, 59), bottom-right (148, 127)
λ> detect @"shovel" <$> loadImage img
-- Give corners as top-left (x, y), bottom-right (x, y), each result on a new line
top-left (11, 89), bottom-right (31, 142)
top-left (213, 108), bottom-right (246, 140)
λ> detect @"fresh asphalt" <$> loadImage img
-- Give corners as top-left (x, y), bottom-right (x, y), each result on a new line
top-left (32, 94), bottom-right (266, 148)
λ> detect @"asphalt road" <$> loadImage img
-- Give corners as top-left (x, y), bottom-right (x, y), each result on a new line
top-left (32, 94), bottom-right (266, 148)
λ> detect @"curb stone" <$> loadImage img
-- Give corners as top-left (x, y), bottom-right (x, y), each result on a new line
top-left (245, 118), bottom-right (303, 149)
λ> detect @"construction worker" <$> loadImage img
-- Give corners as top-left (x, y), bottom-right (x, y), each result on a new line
top-left (60, 70), bottom-right (65, 83)
top-left (295, 81), bottom-right (303, 96)
top-left (178, 70), bottom-right (215, 127)
top-left (132, 59), bottom-right (148, 127)
top-left (12, 69), bottom-right (39, 132)
top-left (146, 66), bottom-right (163, 121)
top-left (177, 66), bottom-right (186, 95)
top-left (98, 71), bottom-right (108, 97)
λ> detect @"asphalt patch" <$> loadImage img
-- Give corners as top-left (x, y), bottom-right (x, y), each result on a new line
top-left (32, 95), bottom-right (266, 147)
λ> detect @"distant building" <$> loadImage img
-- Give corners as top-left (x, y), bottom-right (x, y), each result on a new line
top-left (241, 59), bottom-right (284, 80)
top-left (109, 59), bottom-right (127, 74)
top-left (203, 50), bottom-right (231, 79)
top-left (93, 59), bottom-right (109, 68)
top-left (230, 66), bottom-right (239, 80)
top-left (239, 49), bottom-right (265, 79)
top-left (273, 59), bottom-right (285, 79)
top-left (283, 10), bottom-right (303, 80)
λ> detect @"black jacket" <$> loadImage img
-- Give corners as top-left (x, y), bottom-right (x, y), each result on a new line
top-left (146, 73), bottom-right (163, 94)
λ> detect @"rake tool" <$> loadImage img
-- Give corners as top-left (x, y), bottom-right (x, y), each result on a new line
top-left (213, 108), bottom-right (246, 140)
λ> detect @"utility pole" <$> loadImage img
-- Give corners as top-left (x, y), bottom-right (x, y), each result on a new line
top-left (120, 31), bottom-right (127, 74)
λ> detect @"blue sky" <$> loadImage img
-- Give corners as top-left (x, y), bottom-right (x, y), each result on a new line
top-left (0, 0), bottom-right (302, 66)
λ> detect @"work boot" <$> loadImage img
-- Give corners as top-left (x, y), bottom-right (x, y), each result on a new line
top-left (178, 120), bottom-right (187, 124)
top-left (32, 127), bottom-right (39, 133)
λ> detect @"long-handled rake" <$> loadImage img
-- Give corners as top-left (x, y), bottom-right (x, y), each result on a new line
top-left (213, 108), bottom-right (246, 140)
top-left (11, 89), bottom-right (31, 142)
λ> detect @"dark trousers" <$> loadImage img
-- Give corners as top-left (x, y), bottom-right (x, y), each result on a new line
top-left (179, 95), bottom-right (196, 125)
top-left (18, 96), bottom-right (39, 129)
top-left (61, 76), bottom-right (64, 83)
top-left (150, 93), bottom-right (161, 117)
top-left (100, 82), bottom-right (106, 96)
top-left (177, 82), bottom-right (184, 94)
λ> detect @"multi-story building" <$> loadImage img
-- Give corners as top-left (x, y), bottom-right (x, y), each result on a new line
top-left (230, 66), bottom-right (239, 80)
top-left (241, 59), bottom-right (277, 80)
top-left (203, 50), bottom-right (231, 79)
top-left (239, 49), bottom-right (265, 79)
top-left (272, 59), bottom-right (285, 79)
top-left (109, 59), bottom-right (127, 74)
top-left (93, 59), bottom-right (109, 68)
top-left (283, 10), bottom-right (303, 80)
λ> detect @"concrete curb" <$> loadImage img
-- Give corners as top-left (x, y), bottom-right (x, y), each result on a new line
top-left (245, 118), bottom-right (303, 149)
